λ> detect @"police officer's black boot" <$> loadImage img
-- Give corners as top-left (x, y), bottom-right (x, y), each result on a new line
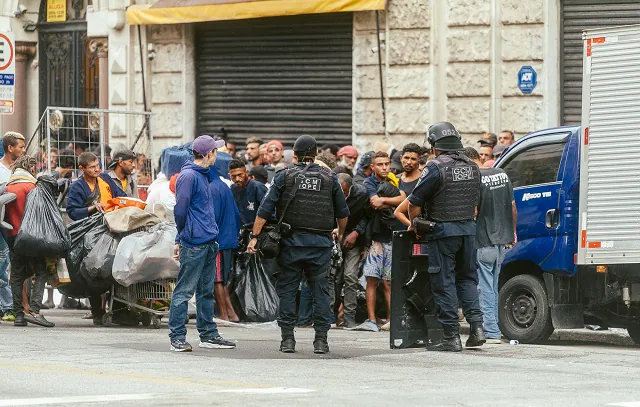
top-left (466, 322), bottom-right (487, 348)
top-left (426, 327), bottom-right (462, 352)
top-left (280, 328), bottom-right (296, 353)
top-left (313, 331), bottom-right (330, 354)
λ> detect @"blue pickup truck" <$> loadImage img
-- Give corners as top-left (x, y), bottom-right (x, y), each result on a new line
top-left (493, 126), bottom-right (640, 344)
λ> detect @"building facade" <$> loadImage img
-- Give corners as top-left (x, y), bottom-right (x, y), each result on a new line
top-left (1, 0), bottom-right (639, 152)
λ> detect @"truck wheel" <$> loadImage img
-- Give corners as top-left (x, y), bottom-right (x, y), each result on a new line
top-left (499, 274), bottom-right (554, 343)
top-left (626, 325), bottom-right (640, 345)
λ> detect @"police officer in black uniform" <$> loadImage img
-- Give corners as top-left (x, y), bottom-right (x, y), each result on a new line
top-left (407, 122), bottom-right (486, 352)
top-left (247, 135), bottom-right (349, 354)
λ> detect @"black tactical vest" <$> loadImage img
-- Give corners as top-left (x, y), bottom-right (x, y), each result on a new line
top-left (425, 153), bottom-right (480, 222)
top-left (276, 165), bottom-right (335, 232)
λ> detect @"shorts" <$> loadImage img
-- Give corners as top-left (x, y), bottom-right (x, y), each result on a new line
top-left (363, 241), bottom-right (392, 281)
top-left (215, 249), bottom-right (234, 284)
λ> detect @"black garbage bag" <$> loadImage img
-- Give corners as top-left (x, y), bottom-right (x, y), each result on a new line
top-left (14, 176), bottom-right (71, 258)
top-left (81, 232), bottom-right (119, 282)
top-left (59, 214), bottom-right (111, 297)
top-left (231, 252), bottom-right (278, 322)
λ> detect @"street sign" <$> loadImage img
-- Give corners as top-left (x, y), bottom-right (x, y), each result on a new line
top-left (0, 32), bottom-right (15, 115)
top-left (518, 66), bottom-right (537, 95)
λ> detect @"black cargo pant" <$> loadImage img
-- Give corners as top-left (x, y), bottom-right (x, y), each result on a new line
top-left (423, 235), bottom-right (483, 333)
top-left (7, 236), bottom-right (47, 317)
top-left (276, 246), bottom-right (332, 333)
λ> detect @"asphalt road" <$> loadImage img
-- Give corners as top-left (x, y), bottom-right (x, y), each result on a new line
top-left (1, 310), bottom-right (640, 407)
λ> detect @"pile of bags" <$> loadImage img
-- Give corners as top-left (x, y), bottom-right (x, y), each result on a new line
top-left (59, 206), bottom-right (180, 298)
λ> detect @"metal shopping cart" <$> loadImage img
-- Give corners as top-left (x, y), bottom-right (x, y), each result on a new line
top-left (105, 279), bottom-right (177, 328)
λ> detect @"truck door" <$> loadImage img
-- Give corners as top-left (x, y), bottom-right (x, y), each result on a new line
top-left (499, 133), bottom-right (570, 267)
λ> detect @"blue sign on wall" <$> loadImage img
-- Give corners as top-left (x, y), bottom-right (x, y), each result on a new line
top-left (518, 66), bottom-right (537, 95)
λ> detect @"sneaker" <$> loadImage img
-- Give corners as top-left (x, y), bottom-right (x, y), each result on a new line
top-left (24, 312), bottom-right (55, 328)
top-left (380, 321), bottom-right (391, 331)
top-left (2, 310), bottom-right (15, 322)
top-left (170, 338), bottom-right (193, 352)
top-left (485, 338), bottom-right (502, 344)
top-left (343, 316), bottom-right (358, 330)
top-left (355, 319), bottom-right (379, 332)
top-left (199, 335), bottom-right (236, 350)
top-left (82, 312), bottom-right (94, 320)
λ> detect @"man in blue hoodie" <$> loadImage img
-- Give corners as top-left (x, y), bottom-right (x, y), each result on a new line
top-left (208, 166), bottom-right (241, 323)
top-left (169, 136), bottom-right (236, 352)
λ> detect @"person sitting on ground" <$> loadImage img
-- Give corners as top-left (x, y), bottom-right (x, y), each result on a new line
top-left (108, 149), bottom-right (138, 198)
top-left (5, 155), bottom-right (54, 328)
top-left (229, 159), bottom-right (268, 226)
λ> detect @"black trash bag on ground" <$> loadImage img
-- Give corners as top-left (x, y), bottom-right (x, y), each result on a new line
top-left (81, 232), bottom-right (119, 282)
top-left (231, 252), bottom-right (278, 322)
top-left (14, 176), bottom-right (71, 258)
top-left (59, 214), bottom-right (111, 298)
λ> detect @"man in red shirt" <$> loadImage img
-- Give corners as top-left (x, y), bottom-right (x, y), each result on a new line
top-left (5, 155), bottom-right (54, 327)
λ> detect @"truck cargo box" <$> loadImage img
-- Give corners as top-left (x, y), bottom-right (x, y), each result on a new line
top-left (578, 24), bottom-right (640, 265)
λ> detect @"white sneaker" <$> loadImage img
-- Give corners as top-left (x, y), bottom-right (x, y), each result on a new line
top-left (380, 321), bottom-right (391, 331)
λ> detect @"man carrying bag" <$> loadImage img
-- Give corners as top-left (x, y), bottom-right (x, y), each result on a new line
top-left (247, 135), bottom-right (349, 354)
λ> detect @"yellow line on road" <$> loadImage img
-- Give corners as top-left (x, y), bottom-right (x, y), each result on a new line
top-left (0, 361), bottom-right (270, 389)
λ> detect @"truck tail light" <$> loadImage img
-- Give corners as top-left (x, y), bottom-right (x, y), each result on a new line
top-left (596, 265), bottom-right (608, 273)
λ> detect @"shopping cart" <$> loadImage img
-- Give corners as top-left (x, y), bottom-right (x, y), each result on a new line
top-left (105, 279), bottom-right (177, 329)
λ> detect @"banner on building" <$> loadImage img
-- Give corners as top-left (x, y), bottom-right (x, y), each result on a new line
top-left (47, 0), bottom-right (67, 23)
top-left (0, 32), bottom-right (15, 115)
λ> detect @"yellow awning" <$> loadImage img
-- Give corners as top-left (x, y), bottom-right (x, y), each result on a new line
top-left (127, 0), bottom-right (386, 25)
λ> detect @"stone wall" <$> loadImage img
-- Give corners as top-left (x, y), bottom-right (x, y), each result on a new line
top-left (353, 0), bottom-right (431, 153)
top-left (94, 0), bottom-right (194, 154)
top-left (353, 0), bottom-right (552, 151)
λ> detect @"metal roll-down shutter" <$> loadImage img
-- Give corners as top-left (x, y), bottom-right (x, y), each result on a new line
top-left (561, 0), bottom-right (640, 125)
top-left (196, 13), bottom-right (353, 148)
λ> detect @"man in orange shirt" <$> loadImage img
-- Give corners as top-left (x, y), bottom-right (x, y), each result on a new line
top-left (5, 155), bottom-right (54, 327)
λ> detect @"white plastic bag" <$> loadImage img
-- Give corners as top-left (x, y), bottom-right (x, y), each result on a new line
top-left (112, 222), bottom-right (179, 287)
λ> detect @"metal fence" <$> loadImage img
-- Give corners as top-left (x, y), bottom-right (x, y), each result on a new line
top-left (27, 107), bottom-right (154, 194)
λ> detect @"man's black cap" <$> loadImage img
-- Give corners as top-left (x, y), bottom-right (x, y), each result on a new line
top-left (108, 149), bottom-right (137, 170)
top-left (359, 151), bottom-right (375, 168)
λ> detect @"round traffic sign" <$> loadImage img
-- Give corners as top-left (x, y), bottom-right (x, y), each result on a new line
top-left (0, 33), bottom-right (14, 71)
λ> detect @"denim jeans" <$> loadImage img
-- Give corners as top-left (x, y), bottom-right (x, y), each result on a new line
top-left (0, 236), bottom-right (12, 312)
top-left (169, 241), bottom-right (220, 341)
top-left (477, 245), bottom-right (505, 339)
top-left (276, 246), bottom-right (332, 333)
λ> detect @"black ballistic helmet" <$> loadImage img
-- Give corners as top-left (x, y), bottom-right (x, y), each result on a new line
top-left (426, 122), bottom-right (464, 152)
top-left (293, 134), bottom-right (318, 156)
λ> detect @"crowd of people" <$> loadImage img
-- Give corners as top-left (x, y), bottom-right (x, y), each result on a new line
top-left (0, 126), bottom-right (518, 353)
